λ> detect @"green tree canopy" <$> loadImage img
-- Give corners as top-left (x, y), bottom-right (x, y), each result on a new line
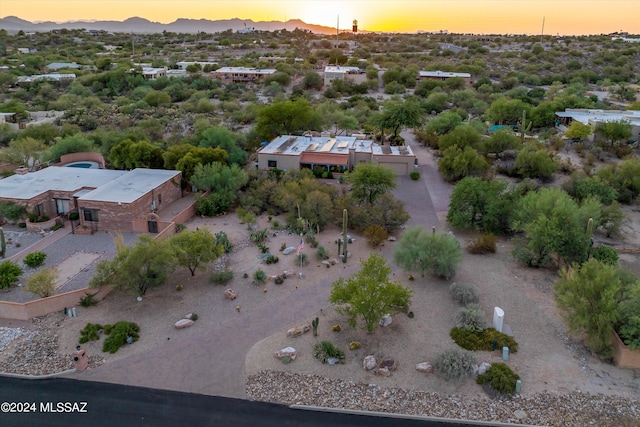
top-left (90, 234), bottom-right (175, 296)
top-left (438, 145), bottom-right (490, 182)
top-left (376, 99), bottom-right (423, 142)
top-left (170, 228), bottom-right (223, 276)
top-left (554, 258), bottom-right (624, 354)
top-left (0, 137), bottom-right (47, 171)
top-left (564, 121), bottom-right (592, 141)
top-left (46, 134), bottom-right (96, 163)
top-left (346, 162), bottom-right (397, 204)
top-left (424, 112), bottom-right (463, 136)
top-left (595, 120), bottom-right (633, 148)
top-left (393, 226), bottom-right (462, 280)
top-left (255, 98), bottom-right (316, 141)
top-left (198, 125), bottom-right (247, 165)
top-left (329, 252), bottom-right (413, 333)
top-left (485, 98), bottom-right (533, 125)
top-left (109, 139), bottom-right (164, 169)
top-left (438, 125), bottom-right (482, 151)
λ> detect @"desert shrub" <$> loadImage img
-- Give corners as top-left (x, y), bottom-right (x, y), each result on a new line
top-left (591, 246), bottom-right (619, 266)
top-left (102, 321), bottom-right (140, 354)
top-left (449, 282), bottom-right (479, 306)
top-left (25, 268), bottom-right (57, 298)
top-left (265, 255), bottom-right (279, 264)
top-left (316, 246), bottom-right (329, 260)
top-left (364, 224), bottom-right (388, 247)
top-left (190, 313), bottom-right (199, 321)
top-left (68, 211), bottom-right (79, 221)
top-left (476, 362), bottom-right (520, 395)
top-left (236, 208), bottom-right (256, 225)
top-left (215, 231), bottom-right (233, 253)
top-left (250, 228), bottom-right (269, 245)
top-left (466, 233), bottom-right (497, 254)
top-left (305, 233), bottom-right (318, 248)
top-left (274, 276), bottom-right (284, 284)
top-left (313, 341), bottom-right (345, 364)
top-left (410, 171), bottom-right (421, 180)
top-left (79, 323), bottom-right (104, 344)
top-left (258, 243), bottom-right (269, 254)
top-left (455, 304), bottom-right (486, 331)
top-left (296, 252), bottom-right (309, 266)
top-left (79, 292), bottom-right (99, 307)
top-left (435, 348), bottom-right (477, 380)
top-left (253, 268), bottom-right (267, 284)
top-left (24, 251), bottom-right (47, 268)
top-left (0, 260), bottom-right (23, 290)
top-left (210, 269), bottom-right (234, 284)
top-left (271, 220), bottom-right (283, 230)
top-left (450, 327), bottom-right (519, 353)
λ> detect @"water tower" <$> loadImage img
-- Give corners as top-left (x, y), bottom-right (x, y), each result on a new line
top-left (352, 19), bottom-right (358, 33)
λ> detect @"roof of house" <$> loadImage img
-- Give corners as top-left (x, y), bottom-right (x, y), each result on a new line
top-left (46, 62), bottom-right (81, 70)
top-left (214, 67), bottom-right (277, 75)
top-left (78, 168), bottom-right (181, 203)
top-left (555, 109), bottom-right (640, 126)
top-left (419, 70), bottom-right (471, 78)
top-left (16, 74), bottom-right (76, 83)
top-left (324, 66), bottom-right (361, 74)
top-left (0, 167), bottom-right (127, 200)
top-left (300, 152), bottom-right (348, 165)
top-left (259, 135), bottom-right (415, 158)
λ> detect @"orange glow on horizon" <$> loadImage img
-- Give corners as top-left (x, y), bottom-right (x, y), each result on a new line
top-left (1, 0), bottom-right (638, 35)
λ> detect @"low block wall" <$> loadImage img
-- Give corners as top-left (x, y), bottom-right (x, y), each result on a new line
top-left (26, 216), bottom-right (60, 232)
top-left (612, 331), bottom-right (640, 369)
top-left (0, 286), bottom-right (113, 321)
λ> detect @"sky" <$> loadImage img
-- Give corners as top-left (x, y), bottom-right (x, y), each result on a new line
top-left (1, 0), bottom-right (638, 36)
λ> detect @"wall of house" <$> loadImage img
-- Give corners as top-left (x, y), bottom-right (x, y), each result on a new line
top-left (372, 154), bottom-right (417, 175)
top-left (79, 199), bottom-right (133, 231)
top-left (257, 153), bottom-right (300, 172)
top-left (612, 331), bottom-right (640, 369)
top-left (56, 152), bottom-right (106, 168)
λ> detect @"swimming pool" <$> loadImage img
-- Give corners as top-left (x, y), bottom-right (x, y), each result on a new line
top-left (65, 161), bottom-right (99, 169)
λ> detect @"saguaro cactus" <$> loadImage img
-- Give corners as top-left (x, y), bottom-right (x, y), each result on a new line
top-left (311, 317), bottom-right (319, 337)
top-left (342, 209), bottom-right (348, 263)
top-left (0, 227), bottom-right (5, 259)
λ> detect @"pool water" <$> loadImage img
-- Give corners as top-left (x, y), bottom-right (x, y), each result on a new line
top-left (65, 161), bottom-right (99, 169)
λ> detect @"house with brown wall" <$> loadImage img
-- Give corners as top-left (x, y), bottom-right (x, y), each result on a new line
top-left (0, 167), bottom-right (182, 233)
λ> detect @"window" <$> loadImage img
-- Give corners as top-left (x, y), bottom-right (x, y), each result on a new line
top-left (83, 209), bottom-right (99, 222)
top-left (268, 160), bottom-right (277, 168)
top-left (34, 203), bottom-right (44, 217)
top-left (55, 199), bottom-right (70, 215)
top-left (158, 194), bottom-right (162, 204)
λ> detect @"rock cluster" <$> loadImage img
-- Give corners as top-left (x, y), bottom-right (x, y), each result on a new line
top-left (246, 370), bottom-right (640, 427)
top-left (0, 314), bottom-right (104, 376)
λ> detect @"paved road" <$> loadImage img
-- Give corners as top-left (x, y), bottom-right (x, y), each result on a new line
top-left (0, 377), bottom-right (482, 427)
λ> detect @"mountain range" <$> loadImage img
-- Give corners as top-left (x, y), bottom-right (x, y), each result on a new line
top-left (0, 16), bottom-right (345, 35)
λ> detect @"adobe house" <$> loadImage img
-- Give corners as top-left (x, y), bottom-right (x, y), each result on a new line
top-left (323, 66), bottom-right (367, 88)
top-left (418, 70), bottom-right (472, 87)
top-left (257, 135), bottom-right (417, 175)
top-left (0, 167), bottom-right (182, 233)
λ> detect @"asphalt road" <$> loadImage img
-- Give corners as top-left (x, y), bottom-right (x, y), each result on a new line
top-left (0, 377), bottom-right (484, 427)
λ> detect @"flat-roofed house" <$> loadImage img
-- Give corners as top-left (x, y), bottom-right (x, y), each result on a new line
top-left (323, 66), bottom-right (367, 87)
top-left (0, 167), bottom-right (183, 233)
top-left (257, 135), bottom-right (416, 176)
top-left (418, 70), bottom-right (471, 86)
top-left (212, 67), bottom-right (277, 84)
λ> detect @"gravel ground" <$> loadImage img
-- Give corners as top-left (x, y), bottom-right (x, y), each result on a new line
top-left (246, 370), bottom-right (640, 427)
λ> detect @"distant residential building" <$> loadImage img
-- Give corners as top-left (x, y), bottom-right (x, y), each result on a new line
top-left (323, 66), bottom-right (366, 87)
top-left (555, 108), bottom-right (640, 141)
top-left (612, 37), bottom-right (640, 43)
top-left (236, 27), bottom-right (255, 34)
top-left (17, 47), bottom-right (31, 54)
top-left (212, 67), bottom-right (277, 84)
top-left (16, 74), bottom-right (76, 84)
top-left (418, 70), bottom-right (472, 86)
top-left (141, 67), bottom-right (167, 80)
top-left (257, 135), bottom-right (416, 175)
top-left (45, 62), bottom-right (82, 71)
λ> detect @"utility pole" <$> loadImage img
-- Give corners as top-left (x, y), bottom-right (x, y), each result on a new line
top-left (540, 16), bottom-right (545, 43)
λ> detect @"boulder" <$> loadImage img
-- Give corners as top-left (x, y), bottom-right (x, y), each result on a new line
top-left (363, 355), bottom-right (377, 371)
top-left (379, 314), bottom-right (392, 327)
top-left (329, 258), bottom-right (339, 265)
top-left (415, 362), bottom-right (433, 373)
top-left (286, 323), bottom-right (311, 337)
top-left (327, 358), bottom-right (340, 365)
top-left (274, 347), bottom-right (297, 360)
top-left (175, 319), bottom-right (195, 329)
top-left (478, 362), bottom-right (492, 375)
top-left (225, 289), bottom-right (238, 300)
top-left (380, 358), bottom-right (397, 371)
top-left (376, 367), bottom-right (391, 377)
top-left (387, 236), bottom-right (397, 242)
top-left (321, 260), bottom-right (332, 267)
top-left (283, 247), bottom-right (296, 255)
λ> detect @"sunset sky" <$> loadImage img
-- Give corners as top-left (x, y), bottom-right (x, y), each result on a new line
top-left (1, 0), bottom-right (638, 35)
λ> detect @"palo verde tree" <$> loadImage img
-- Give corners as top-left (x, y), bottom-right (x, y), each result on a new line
top-left (170, 228), bottom-right (223, 276)
top-left (554, 258), bottom-right (624, 355)
top-left (393, 226), bottom-right (462, 280)
top-left (346, 162), bottom-right (397, 204)
top-left (329, 252), bottom-right (412, 333)
top-left (376, 98), bottom-right (423, 144)
top-left (90, 234), bottom-right (176, 296)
